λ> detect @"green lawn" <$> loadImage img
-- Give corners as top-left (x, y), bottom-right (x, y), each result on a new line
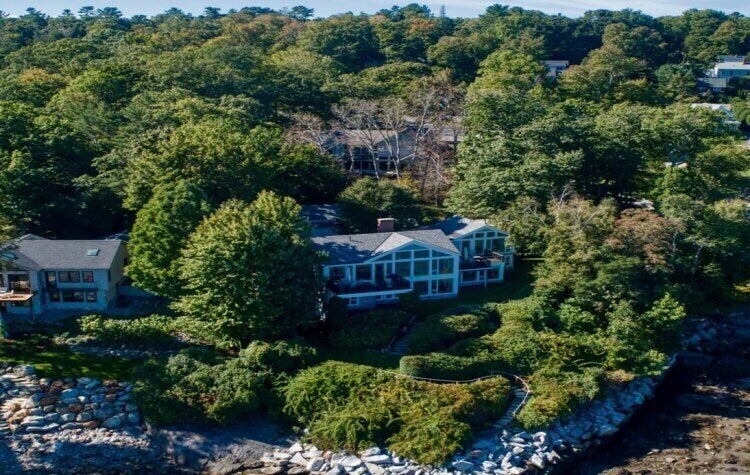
top-left (0, 337), bottom-right (138, 380)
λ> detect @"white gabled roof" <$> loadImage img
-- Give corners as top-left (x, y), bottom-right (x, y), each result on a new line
top-left (428, 216), bottom-right (509, 239)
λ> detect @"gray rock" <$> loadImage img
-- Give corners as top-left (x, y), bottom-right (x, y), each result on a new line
top-left (481, 460), bottom-right (497, 471)
top-left (337, 455), bottom-right (362, 469)
top-left (102, 414), bottom-right (124, 428)
top-left (364, 462), bottom-right (385, 475)
top-left (76, 411), bottom-right (95, 422)
top-left (60, 388), bottom-right (79, 399)
top-left (60, 413), bottom-right (76, 423)
top-left (127, 411), bottom-right (141, 424)
top-left (290, 442), bottom-right (304, 453)
top-left (362, 455), bottom-right (390, 465)
top-left (361, 447), bottom-right (381, 457)
top-left (451, 460), bottom-right (474, 472)
top-left (26, 423), bottom-right (59, 433)
top-left (60, 422), bottom-right (82, 430)
top-left (307, 457), bottom-right (326, 472)
top-left (530, 454), bottom-right (545, 469)
top-left (596, 424), bottom-right (618, 437)
top-left (20, 416), bottom-right (45, 426)
top-left (291, 452), bottom-right (309, 466)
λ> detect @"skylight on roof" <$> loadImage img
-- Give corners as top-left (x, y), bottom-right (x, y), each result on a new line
top-left (86, 249), bottom-right (100, 257)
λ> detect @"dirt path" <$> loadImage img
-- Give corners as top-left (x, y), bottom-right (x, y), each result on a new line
top-left (572, 364), bottom-right (750, 475)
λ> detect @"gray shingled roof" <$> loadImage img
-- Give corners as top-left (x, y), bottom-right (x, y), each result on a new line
top-left (428, 216), bottom-right (509, 239)
top-left (0, 235), bottom-right (124, 270)
top-left (300, 204), bottom-right (342, 225)
top-left (313, 229), bottom-right (458, 265)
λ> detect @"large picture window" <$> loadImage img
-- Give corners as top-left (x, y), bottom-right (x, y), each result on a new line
top-left (413, 260), bottom-right (429, 276)
top-left (356, 265), bottom-right (372, 282)
top-left (394, 261), bottom-right (410, 276)
top-left (82, 271), bottom-right (94, 283)
top-left (62, 290), bottom-right (84, 303)
top-left (413, 281), bottom-right (429, 296)
top-left (46, 271), bottom-right (56, 286)
top-left (432, 258), bottom-right (454, 275)
top-left (58, 271), bottom-right (81, 283)
top-left (431, 279), bottom-right (453, 295)
top-left (329, 266), bottom-right (346, 280)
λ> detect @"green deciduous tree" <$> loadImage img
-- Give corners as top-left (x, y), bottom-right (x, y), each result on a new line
top-left (174, 192), bottom-right (322, 346)
top-left (337, 177), bottom-right (421, 233)
top-left (127, 180), bottom-right (211, 299)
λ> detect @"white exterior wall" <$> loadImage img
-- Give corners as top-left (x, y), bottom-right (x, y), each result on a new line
top-left (323, 243), bottom-right (459, 308)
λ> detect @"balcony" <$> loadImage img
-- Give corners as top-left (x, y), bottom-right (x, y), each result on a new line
top-left (326, 274), bottom-right (411, 296)
top-left (459, 252), bottom-right (505, 271)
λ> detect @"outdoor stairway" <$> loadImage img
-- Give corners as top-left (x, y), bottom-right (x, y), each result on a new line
top-left (493, 386), bottom-right (530, 430)
top-left (0, 371), bottom-right (39, 436)
top-left (386, 315), bottom-right (417, 356)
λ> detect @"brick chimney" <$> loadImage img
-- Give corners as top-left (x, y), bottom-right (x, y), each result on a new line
top-left (377, 218), bottom-right (395, 233)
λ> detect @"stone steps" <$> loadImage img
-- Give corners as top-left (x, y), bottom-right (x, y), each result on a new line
top-left (492, 385), bottom-right (530, 430)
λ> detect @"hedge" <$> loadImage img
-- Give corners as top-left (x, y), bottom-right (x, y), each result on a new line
top-left (406, 308), bottom-right (495, 354)
top-left (78, 314), bottom-right (178, 348)
top-left (399, 352), bottom-right (506, 380)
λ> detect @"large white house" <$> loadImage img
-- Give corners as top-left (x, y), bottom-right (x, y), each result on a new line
top-left (0, 235), bottom-right (127, 318)
top-left (312, 216), bottom-right (514, 309)
top-left (708, 55), bottom-right (750, 79)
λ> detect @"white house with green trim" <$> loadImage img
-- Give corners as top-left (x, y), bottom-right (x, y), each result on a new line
top-left (311, 216), bottom-right (514, 309)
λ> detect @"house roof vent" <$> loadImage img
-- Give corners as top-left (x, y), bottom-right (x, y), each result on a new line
top-left (86, 249), bottom-right (100, 257)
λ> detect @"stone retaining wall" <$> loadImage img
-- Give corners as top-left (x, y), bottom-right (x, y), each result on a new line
top-left (259, 358), bottom-right (676, 475)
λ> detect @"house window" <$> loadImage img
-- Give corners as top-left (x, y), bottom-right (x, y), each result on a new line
top-left (82, 271), bottom-right (94, 283)
top-left (329, 267), bottom-right (346, 280)
top-left (0, 274), bottom-right (4, 287)
top-left (85, 290), bottom-right (97, 302)
top-left (491, 238), bottom-right (505, 251)
top-left (475, 240), bottom-right (485, 255)
top-left (48, 290), bottom-right (61, 302)
top-left (487, 269), bottom-right (500, 281)
top-left (432, 258), bottom-right (454, 275)
top-left (463, 271), bottom-right (478, 282)
top-left (348, 297), bottom-right (359, 306)
top-left (431, 279), bottom-right (453, 295)
top-left (395, 251), bottom-right (411, 260)
top-left (356, 265), bottom-right (372, 282)
top-left (394, 261), bottom-right (410, 276)
top-left (413, 260), bottom-right (429, 276)
top-left (11, 301), bottom-right (30, 307)
top-left (62, 290), bottom-right (84, 303)
top-left (58, 271), bottom-right (81, 283)
top-left (46, 271), bottom-right (56, 286)
top-left (413, 250), bottom-right (429, 259)
top-left (413, 281), bottom-right (429, 296)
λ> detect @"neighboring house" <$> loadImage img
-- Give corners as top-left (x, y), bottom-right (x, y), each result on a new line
top-left (0, 235), bottom-right (127, 318)
top-left (697, 77), bottom-right (728, 92)
top-left (329, 126), bottom-right (463, 175)
top-left (707, 55), bottom-right (750, 79)
top-left (690, 103), bottom-right (741, 128)
top-left (313, 216), bottom-right (515, 309)
top-left (542, 60), bottom-right (570, 79)
top-left (329, 129), bottom-right (416, 175)
top-left (301, 204), bottom-right (344, 237)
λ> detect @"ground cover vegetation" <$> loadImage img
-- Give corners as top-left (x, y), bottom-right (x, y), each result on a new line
top-left (0, 2), bottom-right (749, 466)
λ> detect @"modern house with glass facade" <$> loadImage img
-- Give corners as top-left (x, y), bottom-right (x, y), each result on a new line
top-left (312, 216), bottom-right (514, 309)
top-left (0, 235), bottom-right (127, 318)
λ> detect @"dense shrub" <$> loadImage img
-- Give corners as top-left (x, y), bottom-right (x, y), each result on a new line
top-left (133, 350), bottom-right (271, 425)
top-left (78, 314), bottom-right (178, 348)
top-left (516, 364), bottom-right (604, 430)
top-left (239, 339), bottom-right (319, 373)
top-left (406, 308), bottom-right (495, 354)
top-left (329, 309), bottom-right (410, 350)
top-left (399, 352), bottom-right (506, 380)
top-left (284, 361), bottom-right (512, 465)
top-left (282, 361), bottom-right (390, 424)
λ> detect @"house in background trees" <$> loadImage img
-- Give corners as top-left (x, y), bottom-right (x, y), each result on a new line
top-left (542, 60), bottom-right (570, 79)
top-left (0, 235), bottom-right (127, 319)
top-left (300, 204), bottom-right (344, 236)
top-left (312, 216), bottom-right (514, 309)
top-left (328, 126), bottom-right (463, 176)
top-left (708, 55), bottom-right (750, 79)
